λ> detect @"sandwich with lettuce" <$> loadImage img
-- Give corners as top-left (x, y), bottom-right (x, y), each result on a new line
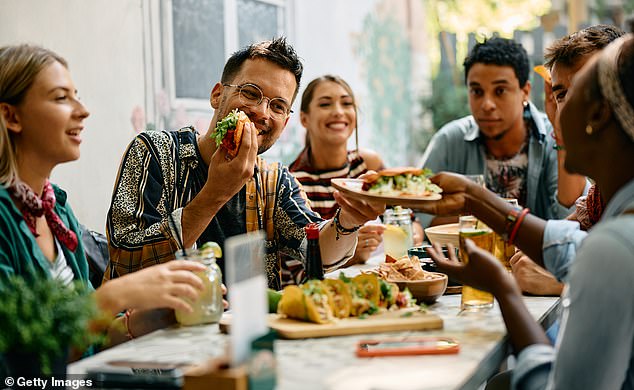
top-left (362, 167), bottom-right (442, 197)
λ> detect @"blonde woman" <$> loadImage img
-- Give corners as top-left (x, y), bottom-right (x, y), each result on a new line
top-left (0, 44), bottom-right (208, 349)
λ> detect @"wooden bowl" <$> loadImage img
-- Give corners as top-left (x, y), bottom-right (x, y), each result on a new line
top-left (424, 223), bottom-right (460, 248)
top-left (390, 273), bottom-right (448, 304)
top-left (408, 246), bottom-right (461, 287)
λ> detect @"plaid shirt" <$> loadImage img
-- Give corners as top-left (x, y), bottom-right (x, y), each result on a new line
top-left (105, 127), bottom-right (340, 290)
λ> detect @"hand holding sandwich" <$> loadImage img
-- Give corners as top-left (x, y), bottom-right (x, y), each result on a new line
top-left (333, 191), bottom-right (386, 230)
top-left (408, 172), bottom-right (474, 216)
top-left (180, 113), bottom-right (258, 248)
top-left (315, 171), bottom-right (385, 266)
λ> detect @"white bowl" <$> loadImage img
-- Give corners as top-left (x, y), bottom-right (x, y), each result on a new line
top-left (424, 223), bottom-right (460, 248)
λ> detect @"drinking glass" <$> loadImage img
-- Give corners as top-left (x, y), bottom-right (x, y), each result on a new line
top-left (459, 215), bottom-right (495, 311)
top-left (383, 206), bottom-right (414, 259)
top-left (174, 247), bottom-right (224, 326)
top-left (465, 174), bottom-right (485, 188)
top-left (494, 198), bottom-right (519, 271)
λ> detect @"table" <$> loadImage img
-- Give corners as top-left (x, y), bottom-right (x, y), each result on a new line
top-left (275, 294), bottom-right (558, 390)
top-left (69, 293), bottom-right (558, 390)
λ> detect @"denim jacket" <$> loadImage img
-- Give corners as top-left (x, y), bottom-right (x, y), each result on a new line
top-left (418, 102), bottom-right (576, 227)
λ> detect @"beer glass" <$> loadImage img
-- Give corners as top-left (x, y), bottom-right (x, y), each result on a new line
top-left (494, 199), bottom-right (519, 271)
top-left (464, 174), bottom-right (485, 188)
top-left (459, 215), bottom-right (495, 311)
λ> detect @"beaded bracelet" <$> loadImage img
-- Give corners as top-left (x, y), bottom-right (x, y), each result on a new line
top-left (508, 208), bottom-right (530, 245)
top-left (331, 208), bottom-right (361, 240)
top-left (124, 309), bottom-right (135, 340)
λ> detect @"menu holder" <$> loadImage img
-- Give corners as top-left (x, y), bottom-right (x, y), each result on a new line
top-left (225, 232), bottom-right (268, 367)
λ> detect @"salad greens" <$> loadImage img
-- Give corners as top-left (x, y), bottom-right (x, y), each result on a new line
top-left (368, 169), bottom-right (442, 196)
top-left (212, 108), bottom-right (241, 147)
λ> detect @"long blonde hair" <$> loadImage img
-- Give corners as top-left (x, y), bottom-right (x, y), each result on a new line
top-left (0, 44), bottom-right (67, 187)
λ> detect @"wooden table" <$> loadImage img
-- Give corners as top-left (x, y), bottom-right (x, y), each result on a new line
top-left (68, 293), bottom-right (558, 390)
top-left (275, 293), bottom-right (558, 390)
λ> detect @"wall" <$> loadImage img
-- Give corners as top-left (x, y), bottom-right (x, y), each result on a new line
top-left (0, 0), bottom-right (433, 232)
top-left (264, 0), bottom-right (433, 168)
top-left (0, 0), bottom-right (147, 231)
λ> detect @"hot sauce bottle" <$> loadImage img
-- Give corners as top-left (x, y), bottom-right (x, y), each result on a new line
top-left (305, 223), bottom-right (324, 280)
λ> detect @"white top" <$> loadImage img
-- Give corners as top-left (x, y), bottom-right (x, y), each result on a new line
top-left (48, 239), bottom-right (75, 286)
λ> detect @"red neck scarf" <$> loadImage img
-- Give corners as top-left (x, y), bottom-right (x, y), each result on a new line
top-left (8, 179), bottom-right (78, 252)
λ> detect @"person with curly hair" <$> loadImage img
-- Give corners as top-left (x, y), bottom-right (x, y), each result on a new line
top-left (419, 37), bottom-right (578, 228)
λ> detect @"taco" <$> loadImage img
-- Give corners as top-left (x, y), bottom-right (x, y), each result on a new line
top-left (351, 274), bottom-right (381, 306)
top-left (379, 279), bottom-right (400, 308)
top-left (323, 279), bottom-right (353, 318)
top-left (336, 273), bottom-right (376, 316)
top-left (277, 280), bottom-right (335, 324)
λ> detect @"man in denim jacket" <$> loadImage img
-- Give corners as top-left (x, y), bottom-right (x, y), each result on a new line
top-left (419, 37), bottom-right (580, 227)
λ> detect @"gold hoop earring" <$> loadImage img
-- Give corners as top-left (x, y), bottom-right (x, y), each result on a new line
top-left (585, 125), bottom-right (593, 135)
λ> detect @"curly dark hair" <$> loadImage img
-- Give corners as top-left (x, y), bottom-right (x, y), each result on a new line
top-left (544, 24), bottom-right (625, 69)
top-left (221, 37), bottom-right (304, 102)
top-left (463, 37), bottom-right (530, 87)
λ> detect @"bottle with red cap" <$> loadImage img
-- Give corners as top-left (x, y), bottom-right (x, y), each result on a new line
top-left (304, 223), bottom-right (324, 280)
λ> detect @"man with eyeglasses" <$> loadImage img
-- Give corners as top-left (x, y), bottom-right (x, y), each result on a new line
top-left (105, 37), bottom-right (384, 291)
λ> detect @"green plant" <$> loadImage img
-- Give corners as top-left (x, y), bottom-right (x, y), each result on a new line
top-left (416, 70), bottom-right (471, 152)
top-left (0, 276), bottom-right (103, 375)
top-left (422, 71), bottom-right (471, 132)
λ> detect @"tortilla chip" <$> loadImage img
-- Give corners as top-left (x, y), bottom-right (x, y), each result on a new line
top-left (378, 255), bottom-right (430, 281)
top-left (534, 65), bottom-right (552, 84)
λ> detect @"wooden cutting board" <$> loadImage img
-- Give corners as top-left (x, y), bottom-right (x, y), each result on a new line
top-left (220, 309), bottom-right (442, 339)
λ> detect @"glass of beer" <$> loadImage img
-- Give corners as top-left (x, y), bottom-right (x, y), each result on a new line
top-left (494, 199), bottom-right (519, 271)
top-left (459, 215), bottom-right (495, 311)
top-left (464, 174), bottom-right (485, 188)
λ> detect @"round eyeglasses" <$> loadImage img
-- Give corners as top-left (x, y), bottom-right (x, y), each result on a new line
top-left (222, 83), bottom-right (293, 120)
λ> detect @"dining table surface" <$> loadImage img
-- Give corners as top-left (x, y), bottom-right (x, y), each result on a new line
top-left (69, 256), bottom-right (560, 390)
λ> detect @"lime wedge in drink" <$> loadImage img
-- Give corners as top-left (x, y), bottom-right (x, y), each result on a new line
top-left (459, 229), bottom-right (490, 238)
top-left (200, 241), bottom-right (223, 258)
